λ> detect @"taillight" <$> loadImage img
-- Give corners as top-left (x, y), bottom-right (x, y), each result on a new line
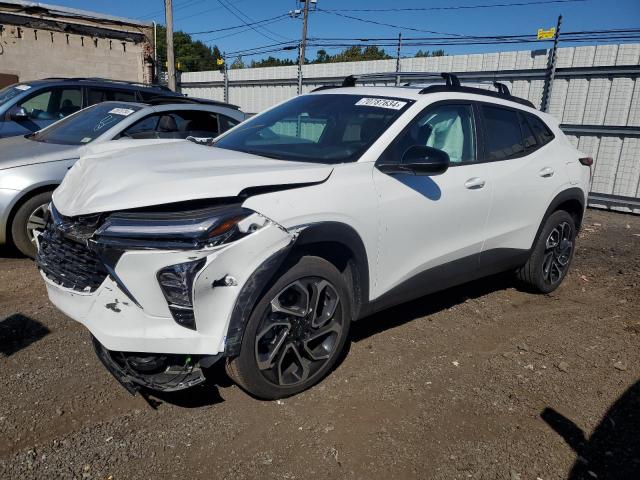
top-left (579, 157), bottom-right (593, 166)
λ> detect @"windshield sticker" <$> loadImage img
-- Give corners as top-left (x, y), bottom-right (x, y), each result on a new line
top-left (15, 85), bottom-right (32, 91)
top-left (93, 115), bottom-right (119, 132)
top-left (80, 137), bottom-right (92, 143)
top-left (355, 97), bottom-right (407, 110)
top-left (108, 108), bottom-right (135, 116)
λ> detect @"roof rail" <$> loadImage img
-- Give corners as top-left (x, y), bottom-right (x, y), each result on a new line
top-left (145, 95), bottom-right (240, 109)
top-left (328, 71), bottom-right (534, 108)
top-left (42, 77), bottom-right (174, 91)
top-left (342, 71), bottom-right (450, 87)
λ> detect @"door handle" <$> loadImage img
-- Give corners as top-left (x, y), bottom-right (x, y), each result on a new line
top-left (464, 177), bottom-right (486, 189)
top-left (539, 167), bottom-right (554, 178)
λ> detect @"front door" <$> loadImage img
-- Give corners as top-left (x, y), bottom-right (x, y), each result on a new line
top-left (372, 102), bottom-right (492, 304)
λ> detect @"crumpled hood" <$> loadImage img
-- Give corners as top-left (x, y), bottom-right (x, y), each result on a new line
top-left (53, 140), bottom-right (333, 216)
top-left (0, 135), bottom-right (80, 170)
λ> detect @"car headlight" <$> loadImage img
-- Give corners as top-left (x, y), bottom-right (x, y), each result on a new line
top-left (94, 204), bottom-right (270, 249)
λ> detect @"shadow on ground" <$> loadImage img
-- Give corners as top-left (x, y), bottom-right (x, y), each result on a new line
top-left (542, 380), bottom-right (640, 479)
top-left (351, 272), bottom-right (515, 342)
top-left (141, 362), bottom-right (233, 409)
top-left (0, 244), bottom-right (22, 259)
top-left (0, 314), bottom-right (51, 357)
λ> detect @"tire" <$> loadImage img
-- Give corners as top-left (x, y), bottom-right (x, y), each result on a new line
top-left (10, 191), bottom-right (52, 259)
top-left (226, 256), bottom-right (352, 400)
top-left (517, 210), bottom-right (577, 293)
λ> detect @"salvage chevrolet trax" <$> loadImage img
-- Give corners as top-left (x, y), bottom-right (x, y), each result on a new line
top-left (36, 73), bottom-right (592, 400)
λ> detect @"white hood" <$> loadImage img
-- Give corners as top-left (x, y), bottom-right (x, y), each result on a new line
top-left (53, 140), bottom-right (333, 217)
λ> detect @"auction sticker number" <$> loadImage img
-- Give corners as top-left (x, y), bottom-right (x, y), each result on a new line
top-left (108, 108), bottom-right (135, 116)
top-left (355, 98), bottom-right (407, 110)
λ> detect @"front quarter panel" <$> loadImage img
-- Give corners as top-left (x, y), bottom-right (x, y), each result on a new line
top-left (242, 161), bottom-right (380, 299)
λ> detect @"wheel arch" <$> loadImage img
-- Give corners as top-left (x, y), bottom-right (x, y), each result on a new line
top-left (531, 187), bottom-right (586, 250)
top-left (224, 221), bottom-right (370, 358)
top-left (3, 183), bottom-right (58, 245)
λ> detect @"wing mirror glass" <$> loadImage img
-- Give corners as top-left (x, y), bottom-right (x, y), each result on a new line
top-left (9, 106), bottom-right (28, 121)
top-left (378, 145), bottom-right (450, 176)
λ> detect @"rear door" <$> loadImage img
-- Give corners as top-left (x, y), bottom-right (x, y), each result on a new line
top-left (372, 101), bottom-right (492, 302)
top-left (479, 104), bottom-right (564, 272)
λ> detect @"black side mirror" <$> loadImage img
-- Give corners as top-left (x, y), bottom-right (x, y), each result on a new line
top-left (378, 145), bottom-right (450, 176)
top-left (9, 106), bottom-right (28, 121)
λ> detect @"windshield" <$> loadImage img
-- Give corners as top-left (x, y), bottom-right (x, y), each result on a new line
top-left (214, 94), bottom-right (413, 163)
top-left (0, 84), bottom-right (29, 106)
top-left (29, 103), bottom-right (142, 145)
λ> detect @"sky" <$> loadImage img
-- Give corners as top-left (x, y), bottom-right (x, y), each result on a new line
top-left (46, 0), bottom-right (640, 61)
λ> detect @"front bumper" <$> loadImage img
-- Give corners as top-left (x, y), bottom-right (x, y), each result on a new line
top-left (42, 223), bottom-right (293, 355)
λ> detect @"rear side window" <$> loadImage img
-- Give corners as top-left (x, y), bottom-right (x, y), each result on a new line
top-left (88, 88), bottom-right (137, 105)
top-left (520, 113), bottom-right (538, 151)
top-left (481, 106), bottom-right (524, 161)
top-left (526, 113), bottom-right (554, 146)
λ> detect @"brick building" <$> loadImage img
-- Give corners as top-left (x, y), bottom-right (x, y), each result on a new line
top-left (0, 0), bottom-right (155, 88)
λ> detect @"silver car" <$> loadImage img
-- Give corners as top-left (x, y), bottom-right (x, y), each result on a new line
top-left (0, 98), bottom-right (245, 257)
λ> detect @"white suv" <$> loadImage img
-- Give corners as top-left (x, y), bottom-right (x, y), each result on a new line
top-left (36, 73), bottom-right (592, 399)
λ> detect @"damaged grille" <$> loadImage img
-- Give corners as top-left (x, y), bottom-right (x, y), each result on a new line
top-left (36, 226), bottom-right (108, 293)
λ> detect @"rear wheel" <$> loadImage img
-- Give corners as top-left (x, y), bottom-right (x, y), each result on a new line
top-left (517, 210), bottom-right (576, 293)
top-left (226, 256), bottom-right (352, 400)
top-left (10, 191), bottom-right (52, 259)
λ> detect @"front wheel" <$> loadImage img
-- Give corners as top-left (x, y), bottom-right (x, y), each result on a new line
top-left (517, 210), bottom-right (577, 293)
top-left (226, 256), bottom-right (352, 400)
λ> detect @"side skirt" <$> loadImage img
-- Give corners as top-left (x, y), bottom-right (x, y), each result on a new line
top-left (362, 248), bottom-right (529, 318)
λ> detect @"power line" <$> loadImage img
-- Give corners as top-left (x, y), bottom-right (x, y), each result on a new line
top-left (200, 17), bottom-right (290, 43)
top-left (215, 0), bottom-right (289, 42)
top-left (323, 0), bottom-right (588, 13)
top-left (317, 9), bottom-right (470, 37)
top-left (308, 28), bottom-right (640, 43)
top-left (187, 14), bottom-right (289, 35)
top-left (222, 0), bottom-right (289, 40)
top-left (222, 27), bottom-right (640, 59)
top-left (137, 0), bottom-right (206, 20)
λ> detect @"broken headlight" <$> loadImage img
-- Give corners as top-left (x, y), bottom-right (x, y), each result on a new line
top-left (157, 258), bottom-right (206, 330)
top-left (94, 204), bottom-right (265, 249)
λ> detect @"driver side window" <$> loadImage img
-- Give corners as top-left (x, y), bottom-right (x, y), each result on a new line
top-left (20, 88), bottom-right (82, 120)
top-left (381, 103), bottom-right (476, 165)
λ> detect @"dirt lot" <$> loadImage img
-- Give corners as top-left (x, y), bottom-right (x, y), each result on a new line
top-left (0, 209), bottom-right (638, 480)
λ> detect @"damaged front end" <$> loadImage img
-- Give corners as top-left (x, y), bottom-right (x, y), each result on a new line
top-left (92, 336), bottom-right (221, 394)
top-left (37, 199), bottom-right (298, 395)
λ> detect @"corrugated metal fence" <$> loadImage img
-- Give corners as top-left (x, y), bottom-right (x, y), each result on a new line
top-left (181, 44), bottom-right (640, 213)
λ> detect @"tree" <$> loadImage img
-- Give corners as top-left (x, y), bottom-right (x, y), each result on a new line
top-left (250, 56), bottom-right (296, 68)
top-left (415, 49), bottom-right (446, 58)
top-left (311, 45), bottom-right (392, 64)
top-left (155, 25), bottom-right (222, 74)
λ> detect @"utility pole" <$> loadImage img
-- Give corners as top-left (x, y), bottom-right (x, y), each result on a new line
top-left (165, 0), bottom-right (176, 91)
top-left (223, 52), bottom-right (229, 103)
top-left (297, 0), bottom-right (311, 94)
top-left (395, 32), bottom-right (402, 86)
top-left (541, 15), bottom-right (562, 112)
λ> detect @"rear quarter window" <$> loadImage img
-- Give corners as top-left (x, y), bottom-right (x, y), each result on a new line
top-left (526, 113), bottom-right (555, 146)
top-left (481, 105), bottom-right (524, 161)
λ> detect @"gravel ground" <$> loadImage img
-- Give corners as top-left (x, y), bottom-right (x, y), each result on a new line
top-left (0, 209), bottom-right (638, 480)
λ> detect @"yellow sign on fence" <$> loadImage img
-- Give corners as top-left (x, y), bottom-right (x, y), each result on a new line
top-left (537, 27), bottom-right (556, 40)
